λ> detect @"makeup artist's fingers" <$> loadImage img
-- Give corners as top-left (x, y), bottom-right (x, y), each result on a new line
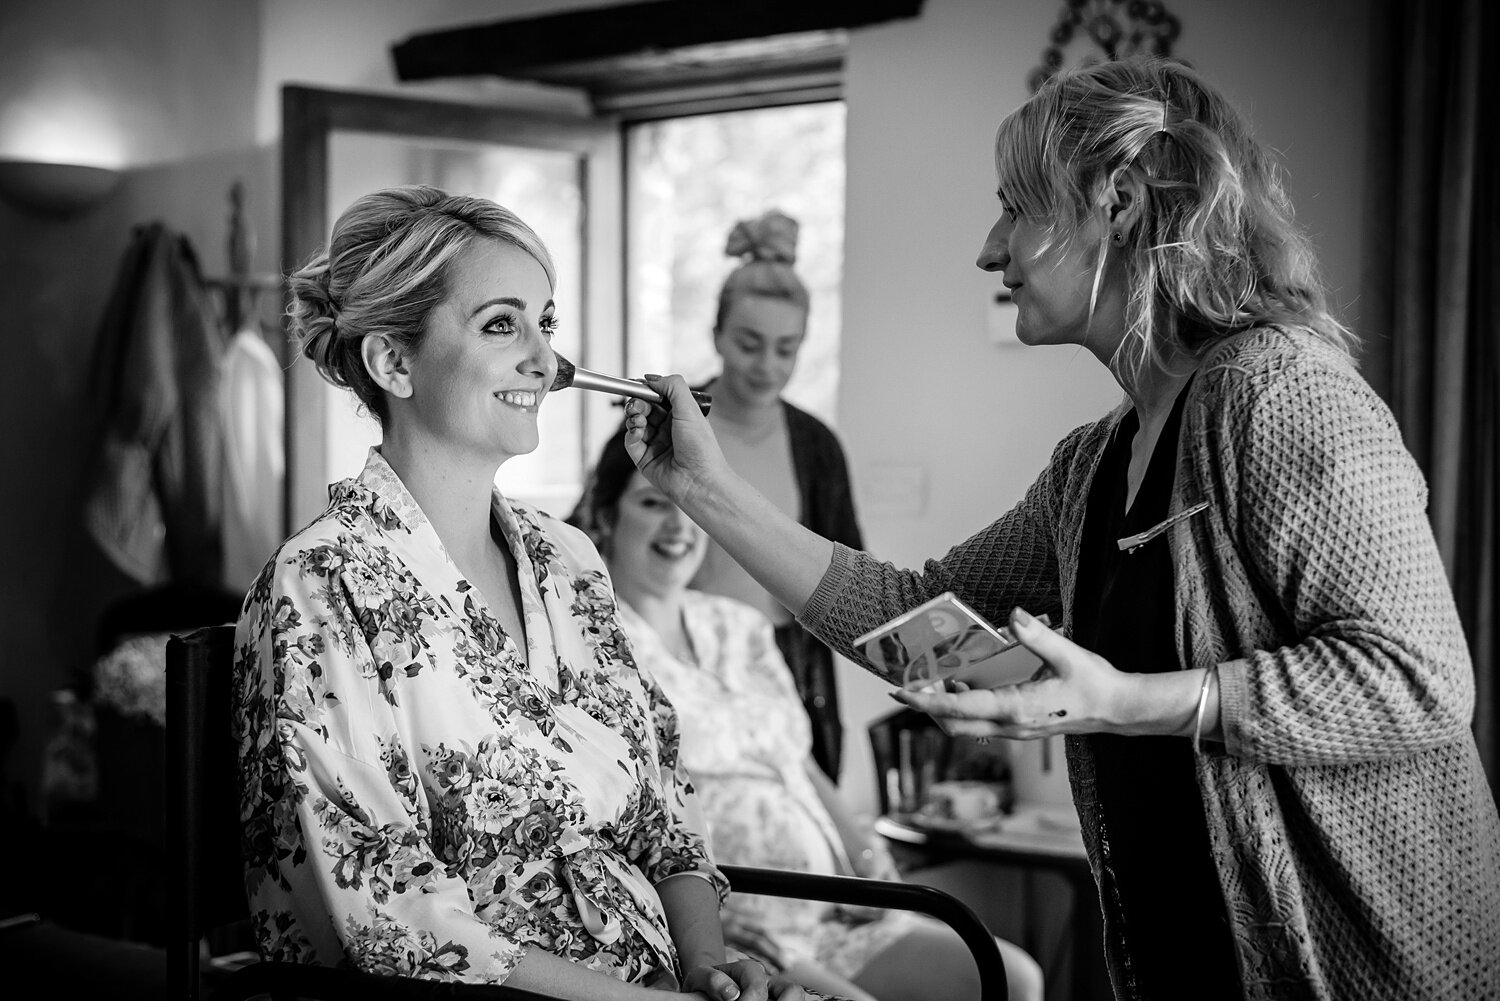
top-left (894, 684), bottom-right (1069, 739)
top-left (894, 685), bottom-right (1025, 722)
top-left (624, 375), bottom-right (730, 505)
top-left (640, 373), bottom-right (705, 423)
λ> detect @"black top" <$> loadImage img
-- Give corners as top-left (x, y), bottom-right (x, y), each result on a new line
top-left (778, 398), bottom-right (864, 780)
top-left (1071, 384), bottom-right (1241, 998)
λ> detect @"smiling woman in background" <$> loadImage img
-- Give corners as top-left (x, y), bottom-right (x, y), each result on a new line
top-left (233, 184), bottom-right (791, 1001)
top-left (691, 210), bottom-right (862, 783)
top-left (618, 58), bottom-right (1500, 1001)
top-left (571, 426), bottom-right (1043, 1001)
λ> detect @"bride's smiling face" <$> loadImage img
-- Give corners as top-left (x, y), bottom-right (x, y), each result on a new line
top-left (606, 472), bottom-right (708, 603)
top-left (395, 238), bottom-right (559, 462)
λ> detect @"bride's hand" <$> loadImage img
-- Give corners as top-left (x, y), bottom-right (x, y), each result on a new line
top-left (624, 374), bottom-right (731, 509)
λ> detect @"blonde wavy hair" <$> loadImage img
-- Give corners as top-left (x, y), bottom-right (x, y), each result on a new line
top-left (993, 57), bottom-right (1354, 382)
top-left (286, 184), bottom-right (556, 425)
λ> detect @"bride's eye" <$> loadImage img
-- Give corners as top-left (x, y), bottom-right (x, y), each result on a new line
top-left (483, 314), bottom-right (518, 337)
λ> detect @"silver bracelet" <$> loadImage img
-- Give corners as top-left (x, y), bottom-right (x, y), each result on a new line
top-left (1193, 664), bottom-right (1218, 756)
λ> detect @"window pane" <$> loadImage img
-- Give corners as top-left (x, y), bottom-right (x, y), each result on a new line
top-left (625, 102), bottom-right (845, 425)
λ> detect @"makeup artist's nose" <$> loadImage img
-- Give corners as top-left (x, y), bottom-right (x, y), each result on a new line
top-left (976, 217), bottom-right (1010, 272)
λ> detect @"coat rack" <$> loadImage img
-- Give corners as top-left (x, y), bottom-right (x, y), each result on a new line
top-left (205, 180), bottom-right (282, 334)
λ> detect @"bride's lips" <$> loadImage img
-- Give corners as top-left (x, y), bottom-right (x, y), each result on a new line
top-left (493, 388), bottom-right (542, 412)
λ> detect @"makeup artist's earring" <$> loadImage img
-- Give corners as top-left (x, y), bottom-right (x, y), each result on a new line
top-left (1111, 231), bottom-right (1126, 246)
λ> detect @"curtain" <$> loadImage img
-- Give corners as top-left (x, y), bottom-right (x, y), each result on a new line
top-left (1373, 0), bottom-right (1498, 792)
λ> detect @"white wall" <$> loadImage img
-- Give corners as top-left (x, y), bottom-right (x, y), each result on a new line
top-left (832, 0), bottom-right (1373, 816)
top-left (255, 0), bottom-right (602, 141)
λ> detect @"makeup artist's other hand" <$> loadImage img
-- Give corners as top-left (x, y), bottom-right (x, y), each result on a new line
top-left (894, 607), bottom-right (1136, 739)
top-left (625, 374), bottom-right (730, 509)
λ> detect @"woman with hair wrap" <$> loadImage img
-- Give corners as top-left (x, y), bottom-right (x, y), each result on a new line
top-left (234, 184), bottom-right (802, 1001)
top-left (618, 59), bottom-right (1500, 1000)
top-left (690, 211), bottom-right (862, 783)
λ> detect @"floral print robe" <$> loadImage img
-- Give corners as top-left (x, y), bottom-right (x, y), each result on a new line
top-left (618, 591), bottom-right (917, 978)
top-left (233, 449), bottom-right (725, 986)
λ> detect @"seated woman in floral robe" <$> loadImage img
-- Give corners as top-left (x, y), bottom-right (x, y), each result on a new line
top-left (234, 185), bottom-right (794, 1001)
top-left (572, 427), bottom-right (1044, 1001)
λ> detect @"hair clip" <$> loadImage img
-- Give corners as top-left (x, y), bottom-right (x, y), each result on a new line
top-left (1116, 501), bottom-right (1209, 554)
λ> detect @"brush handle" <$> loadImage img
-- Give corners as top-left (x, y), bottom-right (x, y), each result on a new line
top-left (568, 368), bottom-right (712, 416)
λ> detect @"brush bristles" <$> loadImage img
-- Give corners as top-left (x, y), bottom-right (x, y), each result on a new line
top-left (550, 353), bottom-right (576, 390)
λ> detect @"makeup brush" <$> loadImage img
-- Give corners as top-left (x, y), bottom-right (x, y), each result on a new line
top-left (551, 353), bottom-right (712, 416)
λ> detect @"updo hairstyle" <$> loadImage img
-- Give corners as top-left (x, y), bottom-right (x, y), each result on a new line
top-left (286, 184), bottom-right (557, 425)
top-left (713, 209), bottom-right (811, 333)
top-left (993, 57), bottom-right (1354, 381)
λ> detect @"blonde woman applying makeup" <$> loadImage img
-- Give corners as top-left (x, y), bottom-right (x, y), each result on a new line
top-left (620, 59), bottom-right (1500, 1001)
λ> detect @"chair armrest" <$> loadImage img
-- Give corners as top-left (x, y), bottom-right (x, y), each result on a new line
top-left (209, 962), bottom-right (560, 1001)
top-left (718, 865), bottom-right (1008, 1001)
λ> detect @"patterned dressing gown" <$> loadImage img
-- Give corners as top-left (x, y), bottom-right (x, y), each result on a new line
top-left (233, 449), bottom-right (726, 986)
top-left (618, 591), bottom-right (921, 978)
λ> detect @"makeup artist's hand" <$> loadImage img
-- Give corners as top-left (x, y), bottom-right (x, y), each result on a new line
top-left (893, 607), bottom-right (1154, 739)
top-left (624, 374), bottom-right (732, 510)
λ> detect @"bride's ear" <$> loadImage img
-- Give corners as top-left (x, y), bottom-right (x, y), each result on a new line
top-left (362, 333), bottom-right (413, 399)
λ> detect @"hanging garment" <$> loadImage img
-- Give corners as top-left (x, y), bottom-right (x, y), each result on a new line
top-left (83, 223), bottom-right (226, 586)
top-left (219, 324), bottom-right (283, 592)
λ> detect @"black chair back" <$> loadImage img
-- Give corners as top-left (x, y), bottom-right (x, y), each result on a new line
top-left (166, 625), bottom-right (244, 1000)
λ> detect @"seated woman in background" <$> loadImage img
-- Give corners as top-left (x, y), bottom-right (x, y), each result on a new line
top-left (234, 185), bottom-right (792, 1001)
top-left (572, 428), bottom-right (1044, 1001)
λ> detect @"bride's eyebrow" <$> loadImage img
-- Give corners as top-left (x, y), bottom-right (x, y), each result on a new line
top-left (468, 295), bottom-right (526, 319)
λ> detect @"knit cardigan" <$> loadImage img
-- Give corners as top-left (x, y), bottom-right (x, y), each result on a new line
top-left (799, 326), bottom-right (1500, 1000)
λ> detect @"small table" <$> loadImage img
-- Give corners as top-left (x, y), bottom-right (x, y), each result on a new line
top-left (876, 805), bottom-right (1108, 1000)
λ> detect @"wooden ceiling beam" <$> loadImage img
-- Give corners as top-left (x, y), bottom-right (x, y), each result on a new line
top-left (390, 0), bottom-right (925, 82)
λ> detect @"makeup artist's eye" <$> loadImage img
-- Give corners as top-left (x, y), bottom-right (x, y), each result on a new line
top-left (996, 192), bottom-right (1020, 223)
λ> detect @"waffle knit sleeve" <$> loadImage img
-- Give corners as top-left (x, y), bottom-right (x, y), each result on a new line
top-left (798, 423), bottom-right (1095, 683)
top-left (1208, 343), bottom-right (1475, 766)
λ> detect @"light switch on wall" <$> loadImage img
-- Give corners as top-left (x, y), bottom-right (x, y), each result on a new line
top-left (987, 289), bottom-right (1020, 346)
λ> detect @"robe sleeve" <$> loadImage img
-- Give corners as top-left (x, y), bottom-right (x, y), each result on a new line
top-left (623, 654), bottom-right (729, 904)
